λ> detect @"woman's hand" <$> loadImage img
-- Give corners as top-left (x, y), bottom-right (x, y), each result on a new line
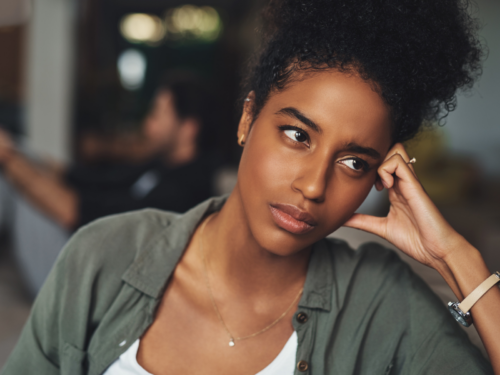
top-left (344, 143), bottom-right (467, 270)
top-left (345, 143), bottom-right (500, 372)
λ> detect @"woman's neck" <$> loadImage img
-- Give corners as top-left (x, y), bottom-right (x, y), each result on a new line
top-left (200, 190), bottom-right (311, 298)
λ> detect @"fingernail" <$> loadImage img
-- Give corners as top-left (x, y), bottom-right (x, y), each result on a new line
top-left (382, 180), bottom-right (389, 189)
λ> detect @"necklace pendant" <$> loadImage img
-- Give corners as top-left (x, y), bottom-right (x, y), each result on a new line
top-left (229, 339), bottom-right (235, 347)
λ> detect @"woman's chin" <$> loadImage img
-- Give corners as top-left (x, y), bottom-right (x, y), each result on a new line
top-left (250, 223), bottom-right (323, 257)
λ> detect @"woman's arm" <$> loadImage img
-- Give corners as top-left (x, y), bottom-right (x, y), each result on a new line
top-left (345, 143), bottom-right (500, 373)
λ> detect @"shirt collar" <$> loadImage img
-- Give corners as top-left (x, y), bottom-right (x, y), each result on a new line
top-left (122, 195), bottom-right (224, 298)
top-left (122, 196), bottom-right (336, 313)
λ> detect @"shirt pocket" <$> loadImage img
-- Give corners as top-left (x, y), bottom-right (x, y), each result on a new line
top-left (61, 342), bottom-right (87, 375)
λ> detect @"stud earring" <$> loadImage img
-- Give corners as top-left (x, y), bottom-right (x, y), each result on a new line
top-left (238, 134), bottom-right (245, 146)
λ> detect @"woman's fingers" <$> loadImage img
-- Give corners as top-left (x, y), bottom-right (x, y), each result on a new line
top-left (374, 176), bottom-right (384, 191)
top-left (384, 143), bottom-right (411, 162)
top-left (384, 143), bottom-right (417, 174)
top-left (378, 152), bottom-right (420, 191)
top-left (343, 213), bottom-right (387, 239)
top-left (373, 143), bottom-right (417, 191)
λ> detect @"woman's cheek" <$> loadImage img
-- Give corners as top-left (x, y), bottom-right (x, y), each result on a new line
top-left (325, 172), bottom-right (375, 225)
top-left (239, 121), bottom-right (286, 191)
top-left (260, 150), bottom-right (287, 189)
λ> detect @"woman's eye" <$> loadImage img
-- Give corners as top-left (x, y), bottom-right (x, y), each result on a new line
top-left (284, 129), bottom-right (308, 143)
top-left (339, 158), bottom-right (367, 172)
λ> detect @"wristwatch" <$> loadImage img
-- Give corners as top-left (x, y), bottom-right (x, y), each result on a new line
top-left (448, 302), bottom-right (473, 327)
top-left (448, 271), bottom-right (500, 327)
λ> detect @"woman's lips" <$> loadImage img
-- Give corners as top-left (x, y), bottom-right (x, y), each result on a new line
top-left (269, 203), bottom-right (317, 235)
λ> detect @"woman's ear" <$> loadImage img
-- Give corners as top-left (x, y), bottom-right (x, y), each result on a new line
top-left (237, 91), bottom-right (256, 146)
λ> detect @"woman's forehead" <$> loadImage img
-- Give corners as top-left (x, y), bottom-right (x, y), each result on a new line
top-left (265, 70), bottom-right (392, 146)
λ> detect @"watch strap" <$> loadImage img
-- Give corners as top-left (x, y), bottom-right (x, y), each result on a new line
top-left (459, 271), bottom-right (500, 313)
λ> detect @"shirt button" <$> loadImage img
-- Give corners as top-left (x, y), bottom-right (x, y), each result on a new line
top-left (296, 312), bottom-right (308, 324)
top-left (297, 360), bottom-right (309, 372)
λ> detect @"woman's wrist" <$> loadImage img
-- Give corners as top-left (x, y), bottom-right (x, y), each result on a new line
top-left (438, 237), bottom-right (491, 300)
top-left (442, 236), bottom-right (482, 271)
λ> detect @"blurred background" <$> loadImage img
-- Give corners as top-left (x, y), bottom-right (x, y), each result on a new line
top-left (0, 0), bottom-right (499, 366)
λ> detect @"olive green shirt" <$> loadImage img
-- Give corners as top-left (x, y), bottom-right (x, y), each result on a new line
top-left (1, 196), bottom-right (493, 375)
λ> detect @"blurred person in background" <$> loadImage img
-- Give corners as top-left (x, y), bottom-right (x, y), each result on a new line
top-left (0, 72), bottom-right (218, 295)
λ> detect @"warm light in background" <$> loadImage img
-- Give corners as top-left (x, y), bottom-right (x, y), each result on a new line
top-left (117, 48), bottom-right (147, 90)
top-left (120, 13), bottom-right (165, 44)
top-left (119, 7), bottom-right (222, 45)
top-left (165, 5), bottom-right (222, 42)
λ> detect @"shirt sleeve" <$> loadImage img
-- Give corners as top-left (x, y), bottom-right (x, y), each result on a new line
top-left (0, 220), bottom-right (115, 375)
top-left (1, 209), bottom-right (170, 375)
top-left (1, 238), bottom-right (71, 374)
top-left (406, 272), bottom-right (493, 375)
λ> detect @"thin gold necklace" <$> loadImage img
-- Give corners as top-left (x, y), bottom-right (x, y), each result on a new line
top-left (199, 213), bottom-right (304, 347)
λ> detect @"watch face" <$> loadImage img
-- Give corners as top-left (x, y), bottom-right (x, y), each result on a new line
top-left (448, 302), bottom-right (471, 327)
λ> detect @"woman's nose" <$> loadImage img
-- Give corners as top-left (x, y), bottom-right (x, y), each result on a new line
top-left (291, 156), bottom-right (330, 203)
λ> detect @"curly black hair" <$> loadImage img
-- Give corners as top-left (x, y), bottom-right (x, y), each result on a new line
top-left (244, 0), bottom-right (484, 143)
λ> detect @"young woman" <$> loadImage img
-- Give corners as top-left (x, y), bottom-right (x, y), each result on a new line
top-left (3, 0), bottom-right (498, 374)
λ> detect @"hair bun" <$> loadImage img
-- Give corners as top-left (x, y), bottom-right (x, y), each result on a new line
top-left (246, 0), bottom-right (483, 142)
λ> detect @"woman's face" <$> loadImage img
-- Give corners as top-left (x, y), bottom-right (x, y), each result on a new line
top-left (236, 69), bottom-right (392, 256)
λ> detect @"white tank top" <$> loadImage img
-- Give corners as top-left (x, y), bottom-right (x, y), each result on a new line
top-left (104, 331), bottom-right (298, 375)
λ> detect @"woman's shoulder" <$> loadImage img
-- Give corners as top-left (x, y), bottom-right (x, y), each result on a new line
top-left (322, 237), bottom-right (439, 306)
top-left (76, 208), bottom-right (178, 246)
top-left (60, 208), bottom-right (179, 279)
top-left (323, 237), bottom-right (457, 324)
top-left (319, 241), bottom-right (490, 373)
top-left (324, 237), bottom-right (409, 277)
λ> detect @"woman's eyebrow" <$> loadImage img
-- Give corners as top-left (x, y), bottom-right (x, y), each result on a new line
top-left (342, 143), bottom-right (381, 159)
top-left (275, 107), bottom-right (322, 133)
